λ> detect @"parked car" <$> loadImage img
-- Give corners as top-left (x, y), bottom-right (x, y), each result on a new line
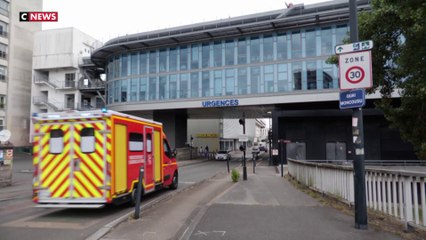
top-left (252, 146), bottom-right (260, 154)
top-left (215, 150), bottom-right (231, 161)
top-left (259, 146), bottom-right (268, 152)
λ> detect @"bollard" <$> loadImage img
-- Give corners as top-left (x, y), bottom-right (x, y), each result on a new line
top-left (253, 153), bottom-right (256, 174)
top-left (134, 166), bottom-right (144, 219)
top-left (227, 157), bottom-right (230, 173)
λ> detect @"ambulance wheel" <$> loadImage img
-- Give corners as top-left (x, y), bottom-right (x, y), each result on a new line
top-left (170, 171), bottom-right (178, 190)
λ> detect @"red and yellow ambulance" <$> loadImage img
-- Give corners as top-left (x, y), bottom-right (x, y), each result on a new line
top-left (32, 110), bottom-right (178, 208)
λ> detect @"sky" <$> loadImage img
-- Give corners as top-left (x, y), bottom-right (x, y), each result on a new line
top-left (42, 0), bottom-right (328, 43)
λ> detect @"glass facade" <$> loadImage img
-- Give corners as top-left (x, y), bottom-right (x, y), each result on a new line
top-left (106, 25), bottom-right (348, 104)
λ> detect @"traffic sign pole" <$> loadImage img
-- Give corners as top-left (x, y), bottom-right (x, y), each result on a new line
top-left (350, 0), bottom-right (368, 230)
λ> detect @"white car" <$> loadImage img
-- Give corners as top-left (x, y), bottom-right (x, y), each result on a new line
top-left (215, 150), bottom-right (230, 161)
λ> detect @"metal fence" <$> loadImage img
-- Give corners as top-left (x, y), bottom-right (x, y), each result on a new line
top-left (288, 159), bottom-right (426, 228)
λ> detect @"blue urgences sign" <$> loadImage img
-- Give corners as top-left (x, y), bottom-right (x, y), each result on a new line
top-left (202, 99), bottom-right (239, 108)
top-left (339, 89), bottom-right (366, 109)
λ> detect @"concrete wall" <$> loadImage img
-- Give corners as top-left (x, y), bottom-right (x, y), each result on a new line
top-left (31, 28), bottom-right (101, 113)
top-left (6, 0), bottom-right (42, 146)
top-left (33, 28), bottom-right (101, 70)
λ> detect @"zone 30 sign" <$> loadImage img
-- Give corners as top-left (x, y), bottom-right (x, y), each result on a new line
top-left (338, 51), bottom-right (372, 90)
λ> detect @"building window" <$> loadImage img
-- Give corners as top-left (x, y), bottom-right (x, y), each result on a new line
top-left (336, 25), bottom-right (349, 45)
top-left (322, 60), bottom-right (334, 89)
top-left (307, 61), bottom-right (317, 90)
top-left (291, 31), bottom-right (302, 59)
top-left (214, 70), bottom-right (222, 96)
top-left (238, 68), bottom-right (247, 95)
top-left (159, 49), bottom-right (167, 72)
top-left (0, 65), bottom-right (7, 81)
top-left (277, 64), bottom-right (288, 92)
top-left (169, 48), bottom-right (178, 72)
top-left (121, 79), bottom-right (128, 102)
top-left (250, 37), bottom-right (260, 63)
top-left (191, 45), bottom-right (199, 69)
top-left (237, 38), bottom-right (247, 65)
top-left (130, 52), bottom-right (139, 75)
top-left (191, 72), bottom-right (199, 98)
top-left (292, 62), bottom-right (302, 90)
top-left (0, 94), bottom-right (5, 109)
top-left (264, 65), bottom-right (274, 93)
top-left (159, 76), bottom-right (167, 100)
top-left (140, 52), bottom-right (148, 75)
top-left (263, 35), bottom-right (274, 62)
top-left (213, 42), bottom-right (222, 67)
top-left (113, 56), bottom-right (119, 79)
top-left (201, 43), bottom-right (210, 68)
top-left (179, 73), bottom-right (188, 98)
top-left (65, 73), bottom-right (75, 88)
top-left (305, 29), bottom-right (316, 57)
top-left (121, 54), bottom-right (128, 77)
top-left (321, 27), bottom-right (332, 55)
top-left (113, 81), bottom-right (119, 103)
top-left (250, 66), bottom-right (260, 94)
top-left (277, 33), bottom-right (288, 60)
top-left (130, 78), bottom-right (138, 102)
top-left (149, 77), bottom-right (157, 100)
top-left (202, 71), bottom-right (210, 97)
top-left (225, 69), bottom-right (234, 96)
top-left (225, 40), bottom-right (235, 66)
top-left (0, 0), bottom-right (9, 16)
top-left (0, 43), bottom-right (7, 59)
top-left (139, 77), bottom-right (147, 101)
top-left (180, 46), bottom-right (188, 70)
top-left (149, 51), bottom-right (157, 74)
top-left (169, 74), bottom-right (177, 99)
top-left (0, 21), bottom-right (7, 37)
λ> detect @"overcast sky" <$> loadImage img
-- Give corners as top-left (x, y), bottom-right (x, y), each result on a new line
top-left (42, 0), bottom-right (328, 43)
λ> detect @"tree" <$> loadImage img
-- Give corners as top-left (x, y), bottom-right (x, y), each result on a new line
top-left (357, 0), bottom-right (426, 159)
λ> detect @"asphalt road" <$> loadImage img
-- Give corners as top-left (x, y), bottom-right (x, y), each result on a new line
top-left (0, 154), bottom-right (240, 240)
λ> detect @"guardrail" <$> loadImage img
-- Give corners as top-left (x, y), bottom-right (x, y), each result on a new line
top-left (288, 159), bottom-right (426, 228)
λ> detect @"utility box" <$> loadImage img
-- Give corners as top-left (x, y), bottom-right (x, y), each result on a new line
top-left (0, 147), bottom-right (14, 187)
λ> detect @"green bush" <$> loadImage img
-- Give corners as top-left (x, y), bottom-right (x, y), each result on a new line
top-left (231, 169), bottom-right (240, 182)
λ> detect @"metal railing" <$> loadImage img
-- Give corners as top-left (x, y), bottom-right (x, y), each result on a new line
top-left (288, 159), bottom-right (426, 228)
top-left (77, 79), bottom-right (105, 90)
top-left (32, 96), bottom-right (61, 111)
top-left (33, 78), bottom-right (77, 89)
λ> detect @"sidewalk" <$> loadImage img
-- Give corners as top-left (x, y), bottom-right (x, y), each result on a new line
top-left (100, 164), bottom-right (402, 240)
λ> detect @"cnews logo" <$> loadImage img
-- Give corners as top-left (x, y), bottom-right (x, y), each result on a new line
top-left (19, 12), bottom-right (58, 22)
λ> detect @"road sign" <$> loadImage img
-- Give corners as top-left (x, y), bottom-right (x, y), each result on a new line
top-left (272, 149), bottom-right (279, 156)
top-left (339, 89), bottom-right (366, 109)
top-left (339, 51), bottom-right (372, 90)
top-left (335, 40), bottom-right (373, 54)
top-left (239, 135), bottom-right (248, 142)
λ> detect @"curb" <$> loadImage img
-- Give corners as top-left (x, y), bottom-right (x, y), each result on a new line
top-left (85, 168), bottom-right (232, 240)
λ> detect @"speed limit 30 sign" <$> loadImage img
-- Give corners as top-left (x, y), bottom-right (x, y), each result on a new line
top-left (339, 51), bottom-right (372, 90)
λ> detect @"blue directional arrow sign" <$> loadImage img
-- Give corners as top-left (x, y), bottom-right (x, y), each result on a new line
top-left (339, 89), bottom-right (366, 109)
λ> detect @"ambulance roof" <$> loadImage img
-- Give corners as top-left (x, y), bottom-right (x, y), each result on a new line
top-left (32, 110), bottom-right (163, 126)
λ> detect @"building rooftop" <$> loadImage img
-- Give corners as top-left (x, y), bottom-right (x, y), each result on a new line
top-left (91, 0), bottom-right (371, 67)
